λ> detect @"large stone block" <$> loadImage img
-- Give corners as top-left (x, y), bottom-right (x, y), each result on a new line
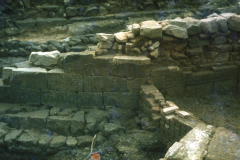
top-left (207, 44), bottom-right (232, 52)
top-left (41, 90), bottom-right (77, 108)
top-left (71, 111), bottom-right (85, 137)
top-left (228, 15), bottom-right (240, 32)
top-left (185, 47), bottom-right (203, 57)
top-left (95, 33), bottom-right (115, 42)
top-left (78, 92), bottom-right (103, 108)
top-left (3, 112), bottom-right (30, 129)
top-left (213, 52), bottom-right (229, 62)
top-left (112, 56), bottom-right (150, 78)
top-left (63, 51), bottom-right (95, 76)
top-left (4, 110), bottom-right (48, 130)
top-left (17, 129), bottom-right (41, 153)
top-left (26, 110), bottom-right (49, 130)
top-left (94, 55), bottom-right (115, 76)
top-left (200, 18), bottom-right (219, 34)
top-left (2, 67), bottom-right (15, 85)
top-left (0, 81), bottom-right (12, 103)
top-left (91, 76), bottom-right (127, 92)
top-left (206, 127), bottom-right (240, 160)
top-left (163, 25), bottom-right (188, 39)
top-left (183, 17), bottom-right (201, 36)
top-left (150, 66), bottom-right (170, 77)
top-left (11, 87), bottom-right (41, 105)
top-left (140, 21), bottom-right (162, 39)
top-left (11, 68), bottom-right (48, 90)
top-left (213, 79), bottom-right (238, 95)
top-left (47, 116), bottom-right (72, 136)
top-left (103, 92), bottom-right (139, 110)
top-left (47, 69), bottom-right (83, 92)
top-left (29, 50), bottom-right (60, 67)
top-left (185, 83), bottom-right (213, 97)
top-left (15, 18), bottom-right (36, 30)
top-left (173, 124), bottom-right (214, 160)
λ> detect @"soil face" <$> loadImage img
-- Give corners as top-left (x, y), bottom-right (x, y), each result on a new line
top-left (166, 93), bottom-right (240, 135)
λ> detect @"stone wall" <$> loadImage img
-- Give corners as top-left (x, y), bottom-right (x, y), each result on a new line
top-left (1, 50), bottom-right (239, 108)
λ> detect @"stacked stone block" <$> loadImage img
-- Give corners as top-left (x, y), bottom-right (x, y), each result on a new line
top-left (139, 83), bottom-right (198, 146)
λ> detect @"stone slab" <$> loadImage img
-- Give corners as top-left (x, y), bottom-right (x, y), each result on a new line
top-left (173, 124), bottom-right (215, 160)
top-left (47, 116), bottom-right (72, 136)
top-left (71, 111), bottom-right (85, 137)
top-left (11, 68), bottom-right (48, 89)
top-left (47, 68), bottom-right (83, 92)
top-left (63, 51), bottom-right (95, 76)
top-left (2, 67), bottom-right (15, 85)
top-left (78, 92), bottom-right (103, 108)
top-left (41, 90), bottom-right (77, 108)
top-left (94, 55), bottom-right (115, 76)
top-left (206, 127), bottom-right (240, 160)
top-left (11, 87), bottom-right (41, 105)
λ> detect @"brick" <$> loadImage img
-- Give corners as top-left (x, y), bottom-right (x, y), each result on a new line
top-left (162, 106), bottom-right (179, 115)
top-left (152, 107), bottom-right (160, 114)
top-left (177, 111), bottom-right (191, 118)
top-left (166, 101), bottom-right (178, 108)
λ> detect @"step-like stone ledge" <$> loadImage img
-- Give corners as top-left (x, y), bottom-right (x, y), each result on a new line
top-left (112, 56), bottom-right (150, 65)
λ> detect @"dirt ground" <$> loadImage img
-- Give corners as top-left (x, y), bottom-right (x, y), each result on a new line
top-left (166, 93), bottom-right (240, 135)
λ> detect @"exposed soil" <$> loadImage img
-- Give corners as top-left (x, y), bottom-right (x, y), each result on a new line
top-left (166, 93), bottom-right (240, 135)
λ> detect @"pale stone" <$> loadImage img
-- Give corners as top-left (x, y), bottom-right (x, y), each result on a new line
top-left (29, 50), bottom-right (60, 66)
top-left (66, 136), bottom-right (77, 147)
top-left (127, 32), bottom-right (135, 39)
top-left (114, 32), bottom-right (128, 43)
top-left (167, 17), bottom-right (187, 28)
top-left (200, 18), bottom-right (219, 34)
top-left (140, 21), bottom-right (162, 39)
top-left (150, 48), bottom-right (159, 58)
top-left (97, 41), bottom-right (113, 49)
top-left (132, 24), bottom-right (140, 35)
top-left (148, 41), bottom-right (160, 51)
top-left (183, 17), bottom-right (201, 36)
top-left (163, 25), bottom-right (188, 39)
top-left (177, 111), bottom-right (191, 118)
top-left (173, 124), bottom-right (215, 160)
top-left (125, 25), bottom-right (132, 31)
top-left (2, 67), bottom-right (15, 85)
top-left (228, 15), bottom-right (240, 32)
top-left (165, 142), bottom-right (183, 159)
top-left (162, 106), bottom-right (179, 115)
top-left (95, 33), bottom-right (115, 42)
top-left (166, 101), bottom-right (178, 108)
top-left (125, 43), bottom-right (133, 54)
top-left (112, 56), bottom-right (150, 65)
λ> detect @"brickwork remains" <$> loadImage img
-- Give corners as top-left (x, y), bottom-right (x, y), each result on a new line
top-left (139, 83), bottom-right (199, 147)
